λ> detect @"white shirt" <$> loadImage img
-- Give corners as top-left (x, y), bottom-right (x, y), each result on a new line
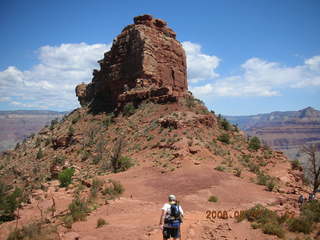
top-left (161, 203), bottom-right (184, 227)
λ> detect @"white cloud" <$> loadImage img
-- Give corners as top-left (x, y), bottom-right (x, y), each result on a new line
top-left (190, 55), bottom-right (320, 98)
top-left (0, 43), bottom-right (111, 110)
top-left (1, 40), bottom-right (319, 111)
top-left (182, 41), bottom-right (220, 83)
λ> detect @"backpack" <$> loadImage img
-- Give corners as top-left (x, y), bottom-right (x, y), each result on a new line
top-left (165, 202), bottom-right (182, 228)
top-left (170, 203), bottom-right (181, 219)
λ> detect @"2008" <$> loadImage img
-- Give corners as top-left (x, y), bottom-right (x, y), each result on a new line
top-left (205, 210), bottom-right (245, 220)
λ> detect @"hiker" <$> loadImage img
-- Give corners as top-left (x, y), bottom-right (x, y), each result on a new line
top-left (159, 194), bottom-right (184, 240)
top-left (308, 192), bottom-right (315, 201)
top-left (298, 194), bottom-right (304, 207)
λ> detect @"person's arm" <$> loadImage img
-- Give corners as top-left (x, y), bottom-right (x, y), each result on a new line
top-left (159, 209), bottom-right (166, 228)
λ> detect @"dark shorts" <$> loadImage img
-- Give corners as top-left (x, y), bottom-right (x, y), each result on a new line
top-left (163, 227), bottom-right (180, 239)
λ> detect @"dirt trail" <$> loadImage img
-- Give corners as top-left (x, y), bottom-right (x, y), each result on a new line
top-left (58, 164), bottom-right (281, 240)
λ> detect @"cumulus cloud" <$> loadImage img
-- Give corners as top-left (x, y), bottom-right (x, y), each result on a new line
top-left (190, 55), bottom-right (320, 98)
top-left (182, 41), bottom-right (220, 83)
top-left (1, 40), bottom-right (319, 111)
top-left (0, 43), bottom-right (110, 110)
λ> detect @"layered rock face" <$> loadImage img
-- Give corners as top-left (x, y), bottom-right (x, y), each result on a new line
top-left (76, 14), bottom-right (188, 111)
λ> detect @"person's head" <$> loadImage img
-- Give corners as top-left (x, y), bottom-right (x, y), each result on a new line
top-left (168, 194), bottom-right (176, 204)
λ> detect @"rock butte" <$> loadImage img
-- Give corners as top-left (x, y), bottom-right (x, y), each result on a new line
top-left (75, 14), bottom-right (188, 112)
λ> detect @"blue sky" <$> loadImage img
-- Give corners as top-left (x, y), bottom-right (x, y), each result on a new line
top-left (0, 0), bottom-right (319, 115)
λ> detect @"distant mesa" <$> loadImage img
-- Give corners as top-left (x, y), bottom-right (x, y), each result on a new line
top-left (75, 14), bottom-right (188, 112)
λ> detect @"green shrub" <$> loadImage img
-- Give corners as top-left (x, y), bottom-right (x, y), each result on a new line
top-left (0, 182), bottom-right (23, 223)
top-left (301, 200), bottom-right (320, 222)
top-left (92, 154), bottom-right (102, 165)
top-left (68, 126), bottom-right (75, 137)
top-left (53, 155), bottom-right (65, 165)
top-left (7, 221), bottom-right (57, 240)
top-left (262, 222), bottom-right (284, 238)
top-left (50, 118), bottom-right (59, 130)
top-left (248, 136), bottom-right (261, 151)
top-left (237, 204), bottom-right (285, 238)
top-left (90, 178), bottom-right (104, 198)
top-left (112, 155), bottom-right (134, 173)
top-left (248, 162), bottom-right (260, 174)
top-left (97, 218), bottom-right (107, 228)
top-left (102, 113), bottom-right (114, 127)
top-left (287, 217), bottom-right (313, 234)
top-left (257, 173), bottom-right (270, 185)
top-left (68, 197), bottom-right (89, 221)
top-left (219, 118), bottom-right (231, 131)
top-left (185, 95), bottom-right (196, 108)
top-left (208, 195), bottom-right (218, 203)
top-left (81, 150), bottom-right (90, 161)
top-left (217, 134), bottom-right (230, 144)
top-left (58, 168), bottom-right (75, 187)
top-left (267, 180), bottom-right (276, 191)
top-left (102, 180), bottom-right (124, 199)
top-left (214, 165), bottom-right (226, 172)
top-left (123, 103), bottom-right (136, 116)
top-left (290, 159), bottom-right (301, 170)
top-left (62, 215), bottom-right (74, 229)
top-left (256, 173), bottom-right (277, 191)
top-left (234, 168), bottom-right (242, 177)
top-left (36, 148), bottom-right (44, 159)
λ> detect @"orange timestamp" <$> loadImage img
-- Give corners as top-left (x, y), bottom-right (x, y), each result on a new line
top-left (206, 210), bottom-right (245, 220)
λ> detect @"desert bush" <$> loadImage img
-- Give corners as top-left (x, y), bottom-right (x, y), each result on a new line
top-left (257, 173), bottom-right (270, 185)
top-left (7, 221), bottom-right (57, 240)
top-left (36, 148), bottom-right (44, 159)
top-left (290, 159), bottom-right (301, 170)
top-left (117, 156), bottom-right (134, 172)
top-left (81, 150), bottom-right (91, 161)
top-left (219, 118), bottom-right (231, 131)
top-left (248, 162), bottom-right (260, 174)
top-left (185, 95), bottom-right (196, 108)
top-left (58, 168), bottom-right (75, 187)
top-left (0, 182), bottom-right (23, 223)
top-left (214, 165), bottom-right (226, 172)
top-left (49, 118), bottom-right (58, 130)
top-left (68, 197), bottom-right (90, 222)
top-left (123, 103), bottom-right (136, 116)
top-left (110, 138), bottom-right (134, 173)
top-left (71, 113), bottom-right (80, 124)
top-left (257, 173), bottom-right (277, 191)
top-left (92, 154), bottom-right (102, 165)
top-left (62, 215), bottom-right (74, 229)
top-left (102, 113), bottom-right (114, 128)
top-left (102, 180), bottom-right (125, 199)
top-left (217, 134), bottom-right (230, 144)
top-left (208, 195), bottom-right (218, 203)
top-left (301, 200), bottom-right (320, 223)
top-left (267, 180), bottom-right (276, 191)
top-left (97, 218), bottom-right (107, 228)
top-left (237, 204), bottom-right (286, 237)
top-left (261, 222), bottom-right (284, 238)
top-left (53, 155), bottom-right (65, 165)
top-left (234, 168), bottom-right (242, 177)
top-left (287, 217), bottom-right (313, 234)
top-left (68, 126), bottom-right (75, 137)
top-left (90, 178), bottom-right (104, 198)
top-left (248, 136), bottom-right (261, 151)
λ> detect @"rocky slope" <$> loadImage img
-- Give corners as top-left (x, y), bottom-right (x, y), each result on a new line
top-left (0, 110), bottom-right (66, 152)
top-left (0, 15), bottom-right (318, 240)
top-left (226, 107), bottom-right (320, 160)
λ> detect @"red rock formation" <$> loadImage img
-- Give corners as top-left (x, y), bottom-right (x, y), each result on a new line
top-left (75, 14), bottom-right (188, 111)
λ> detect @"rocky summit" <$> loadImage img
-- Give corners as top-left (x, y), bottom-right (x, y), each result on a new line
top-left (76, 14), bottom-right (188, 112)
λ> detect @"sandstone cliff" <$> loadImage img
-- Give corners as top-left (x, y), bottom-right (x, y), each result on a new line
top-left (76, 14), bottom-right (187, 112)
